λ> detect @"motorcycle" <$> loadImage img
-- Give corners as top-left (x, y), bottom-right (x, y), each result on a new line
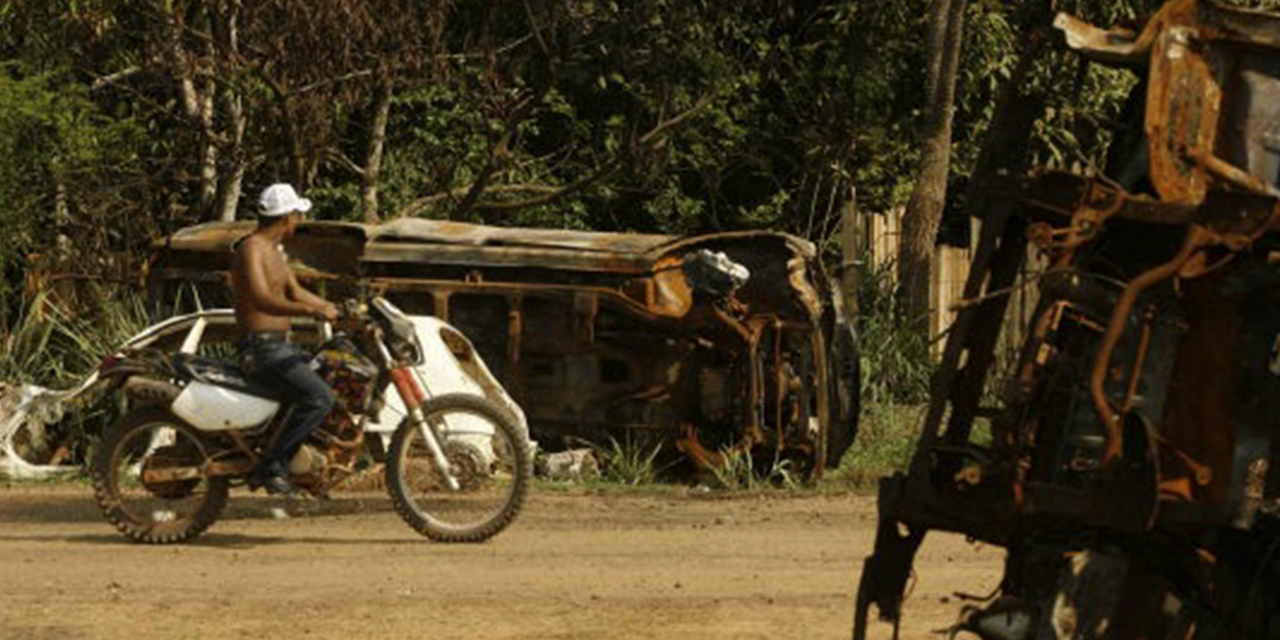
top-left (88, 297), bottom-right (532, 544)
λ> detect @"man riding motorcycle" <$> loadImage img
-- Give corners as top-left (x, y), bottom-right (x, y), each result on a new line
top-left (230, 183), bottom-right (339, 495)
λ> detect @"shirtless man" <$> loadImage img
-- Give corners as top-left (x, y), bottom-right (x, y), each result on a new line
top-left (230, 183), bottom-right (338, 495)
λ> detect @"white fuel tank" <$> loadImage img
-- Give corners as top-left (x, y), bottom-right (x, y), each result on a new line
top-left (172, 381), bottom-right (280, 431)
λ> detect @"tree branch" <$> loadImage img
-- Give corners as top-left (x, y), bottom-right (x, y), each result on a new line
top-left (454, 93), bottom-right (540, 217)
top-left (288, 36), bottom-right (535, 97)
top-left (397, 184), bottom-right (563, 218)
top-left (638, 90), bottom-right (719, 146)
top-left (90, 66), bottom-right (144, 92)
top-left (474, 92), bottom-right (721, 214)
top-left (324, 147), bottom-right (366, 178)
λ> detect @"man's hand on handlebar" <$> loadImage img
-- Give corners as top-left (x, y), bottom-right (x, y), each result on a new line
top-left (312, 302), bottom-right (340, 323)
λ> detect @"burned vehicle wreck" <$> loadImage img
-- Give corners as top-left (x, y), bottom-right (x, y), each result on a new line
top-left (150, 219), bottom-right (858, 477)
top-left (855, 1), bottom-right (1280, 639)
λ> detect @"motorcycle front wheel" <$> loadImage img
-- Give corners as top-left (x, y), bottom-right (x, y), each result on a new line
top-left (386, 393), bottom-right (531, 542)
top-left (91, 407), bottom-right (229, 544)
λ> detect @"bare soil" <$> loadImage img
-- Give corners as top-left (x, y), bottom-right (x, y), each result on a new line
top-left (0, 484), bottom-right (1000, 640)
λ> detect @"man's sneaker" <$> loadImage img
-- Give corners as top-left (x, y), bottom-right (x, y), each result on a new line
top-left (249, 462), bottom-right (300, 496)
top-left (257, 474), bottom-right (300, 497)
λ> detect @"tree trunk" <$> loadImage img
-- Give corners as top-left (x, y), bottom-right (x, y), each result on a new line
top-left (897, 0), bottom-right (969, 331)
top-left (361, 81), bottom-right (394, 223)
top-left (214, 3), bottom-right (246, 222)
top-left (197, 78), bottom-right (219, 215)
top-left (165, 6), bottom-right (220, 219)
top-left (217, 91), bottom-right (247, 222)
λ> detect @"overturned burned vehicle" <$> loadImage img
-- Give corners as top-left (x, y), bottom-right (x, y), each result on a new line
top-left (150, 219), bottom-right (858, 477)
top-left (856, 1), bottom-right (1280, 639)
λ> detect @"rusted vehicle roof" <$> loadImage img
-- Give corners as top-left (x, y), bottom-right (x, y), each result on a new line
top-left (151, 219), bottom-right (859, 477)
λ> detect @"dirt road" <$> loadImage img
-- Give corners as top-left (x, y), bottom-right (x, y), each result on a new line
top-left (0, 484), bottom-right (999, 640)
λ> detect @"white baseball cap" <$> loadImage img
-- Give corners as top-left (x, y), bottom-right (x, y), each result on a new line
top-left (258, 183), bottom-right (313, 217)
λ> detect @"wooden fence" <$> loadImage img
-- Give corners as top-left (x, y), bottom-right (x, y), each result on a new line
top-left (843, 205), bottom-right (1042, 358)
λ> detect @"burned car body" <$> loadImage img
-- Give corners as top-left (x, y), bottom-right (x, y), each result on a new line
top-left (855, 1), bottom-right (1280, 639)
top-left (150, 219), bottom-right (858, 476)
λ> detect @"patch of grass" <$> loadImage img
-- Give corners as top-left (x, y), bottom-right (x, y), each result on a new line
top-left (825, 403), bottom-right (924, 489)
top-left (709, 449), bottom-right (804, 492)
top-left (600, 436), bottom-right (665, 486)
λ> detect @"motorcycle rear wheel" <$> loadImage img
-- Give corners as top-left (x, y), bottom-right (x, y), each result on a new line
top-left (91, 407), bottom-right (229, 544)
top-left (386, 393), bottom-right (531, 542)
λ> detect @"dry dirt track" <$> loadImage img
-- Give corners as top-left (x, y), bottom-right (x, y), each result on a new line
top-left (0, 484), bottom-right (1000, 640)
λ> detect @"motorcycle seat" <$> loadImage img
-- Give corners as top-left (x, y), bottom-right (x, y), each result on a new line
top-left (171, 353), bottom-right (287, 402)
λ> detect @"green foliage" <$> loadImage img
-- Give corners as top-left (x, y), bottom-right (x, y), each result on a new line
top-left (0, 0), bottom-right (1216, 288)
top-left (855, 256), bottom-right (935, 406)
top-left (827, 404), bottom-right (924, 489)
top-left (0, 67), bottom-right (145, 301)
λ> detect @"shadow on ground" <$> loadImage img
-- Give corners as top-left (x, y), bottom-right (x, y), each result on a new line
top-left (0, 488), bottom-right (396, 524)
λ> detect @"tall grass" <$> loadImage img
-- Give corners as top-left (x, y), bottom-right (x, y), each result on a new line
top-left (854, 257), bottom-right (934, 406)
top-left (601, 436), bottom-right (664, 486)
top-left (1, 285), bottom-right (152, 464)
top-left (709, 449), bottom-right (802, 491)
top-left (0, 286), bottom-right (150, 388)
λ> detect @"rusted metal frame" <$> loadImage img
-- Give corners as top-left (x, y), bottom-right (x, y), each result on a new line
top-left (855, 29), bottom-right (1047, 639)
top-left (809, 327), bottom-right (831, 474)
top-left (745, 318), bottom-right (769, 448)
top-left (1007, 173), bottom-right (1200, 226)
top-left (365, 276), bottom-right (674, 324)
top-left (941, 215), bottom-right (1030, 447)
top-left (506, 294), bottom-right (525, 406)
top-left (1144, 3), bottom-right (1225, 204)
top-left (909, 195), bottom-right (1022, 474)
top-left (1054, 0), bottom-right (1176, 65)
top-left (1193, 149), bottom-right (1280, 199)
top-left (1089, 200), bottom-right (1280, 465)
top-left (675, 308), bottom-right (761, 470)
top-left (1121, 306), bottom-right (1156, 413)
top-left (1091, 225), bottom-right (1211, 465)
top-left (224, 431), bottom-right (259, 465)
top-left (361, 244), bottom-right (656, 274)
top-left (774, 319), bottom-right (786, 455)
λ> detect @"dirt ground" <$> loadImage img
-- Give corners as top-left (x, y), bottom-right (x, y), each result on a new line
top-left (0, 484), bottom-right (1000, 640)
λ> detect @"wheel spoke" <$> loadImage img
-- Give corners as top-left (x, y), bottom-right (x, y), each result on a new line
top-left (387, 395), bottom-right (530, 542)
top-left (92, 409), bottom-right (229, 544)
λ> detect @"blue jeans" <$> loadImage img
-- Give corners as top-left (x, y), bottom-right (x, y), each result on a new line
top-left (240, 337), bottom-right (335, 475)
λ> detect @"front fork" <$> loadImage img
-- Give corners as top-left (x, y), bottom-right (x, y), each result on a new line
top-left (388, 368), bottom-right (461, 491)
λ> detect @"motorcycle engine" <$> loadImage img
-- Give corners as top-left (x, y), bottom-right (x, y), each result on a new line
top-left (288, 444), bottom-right (328, 478)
